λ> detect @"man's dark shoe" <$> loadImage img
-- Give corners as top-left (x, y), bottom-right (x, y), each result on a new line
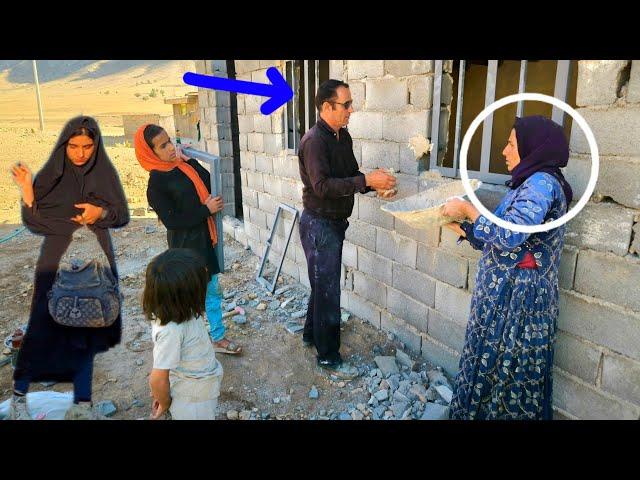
top-left (317, 359), bottom-right (359, 380)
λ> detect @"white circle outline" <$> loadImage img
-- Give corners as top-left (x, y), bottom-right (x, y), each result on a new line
top-left (459, 93), bottom-right (599, 234)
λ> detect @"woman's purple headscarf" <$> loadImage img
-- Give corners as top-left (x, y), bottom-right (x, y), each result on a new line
top-left (508, 115), bottom-right (573, 205)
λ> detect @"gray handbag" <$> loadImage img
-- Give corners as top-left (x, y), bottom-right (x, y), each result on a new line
top-left (47, 227), bottom-right (121, 328)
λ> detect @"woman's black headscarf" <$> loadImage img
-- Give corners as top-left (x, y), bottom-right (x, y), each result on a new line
top-left (508, 115), bottom-right (573, 205)
top-left (31, 116), bottom-right (128, 233)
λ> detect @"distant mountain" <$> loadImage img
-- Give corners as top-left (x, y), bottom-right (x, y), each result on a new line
top-left (0, 60), bottom-right (189, 84)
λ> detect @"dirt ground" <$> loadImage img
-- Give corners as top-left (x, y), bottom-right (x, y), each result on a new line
top-left (0, 219), bottom-right (411, 420)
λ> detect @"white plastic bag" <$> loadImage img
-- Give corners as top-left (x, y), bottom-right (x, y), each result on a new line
top-left (0, 391), bottom-right (73, 420)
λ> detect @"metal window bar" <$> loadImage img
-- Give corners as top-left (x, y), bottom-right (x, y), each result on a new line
top-left (552, 60), bottom-right (571, 127)
top-left (292, 61), bottom-right (299, 151)
top-left (315, 60), bottom-right (320, 124)
top-left (451, 60), bottom-right (467, 177)
top-left (283, 60), bottom-right (290, 150)
top-left (429, 60), bottom-right (443, 171)
top-left (304, 60), bottom-right (310, 133)
top-left (517, 60), bottom-right (528, 117)
top-left (181, 146), bottom-right (224, 272)
top-left (256, 203), bottom-right (300, 293)
top-left (479, 60), bottom-right (499, 175)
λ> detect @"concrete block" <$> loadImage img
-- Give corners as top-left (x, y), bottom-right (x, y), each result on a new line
top-left (246, 171), bottom-right (264, 192)
top-left (359, 194), bottom-right (395, 231)
top-left (375, 227), bottom-right (395, 259)
top-left (350, 81), bottom-right (365, 111)
top-left (395, 218), bottom-right (440, 247)
top-left (381, 312), bottom-right (422, 354)
top-left (439, 225), bottom-right (482, 261)
top-left (434, 281), bottom-right (472, 327)
top-left (242, 188), bottom-right (258, 209)
top-left (353, 271), bottom-right (387, 309)
top-left (427, 308), bottom-right (466, 353)
top-left (601, 352), bottom-right (640, 405)
top-left (387, 287), bottom-right (429, 332)
top-left (264, 134), bottom-right (284, 155)
top-left (347, 60), bottom-right (384, 80)
top-left (248, 133), bottom-right (264, 152)
top-left (392, 263), bottom-right (436, 308)
top-left (254, 154), bottom-right (273, 174)
top-left (631, 221), bottom-right (640, 255)
top-left (344, 291), bottom-right (381, 329)
top-left (570, 106), bottom-right (640, 156)
top-left (420, 334), bottom-right (461, 377)
top-left (235, 60), bottom-right (261, 74)
top-left (238, 115), bottom-right (254, 134)
top-left (248, 206), bottom-right (267, 230)
top-left (361, 141), bottom-right (400, 171)
top-left (345, 220), bottom-right (377, 251)
top-left (563, 154), bottom-right (640, 209)
top-left (628, 60), bottom-right (640, 103)
top-left (357, 247), bottom-right (392, 285)
top-left (574, 249), bottom-right (640, 312)
top-left (576, 60), bottom-right (630, 106)
top-left (329, 60), bottom-right (344, 80)
top-left (558, 246), bottom-right (578, 290)
top-left (553, 369), bottom-right (639, 420)
top-left (565, 202), bottom-right (634, 256)
top-left (558, 289), bottom-right (640, 361)
top-left (417, 244), bottom-right (468, 289)
top-left (253, 114), bottom-right (271, 134)
top-left (240, 151), bottom-right (256, 171)
top-left (257, 192), bottom-right (277, 215)
top-left (238, 133), bottom-right (247, 152)
top-left (554, 331), bottom-right (602, 384)
top-left (384, 60), bottom-right (434, 77)
top-left (408, 76), bottom-right (433, 110)
top-left (382, 111), bottom-right (431, 143)
top-left (365, 78), bottom-right (408, 111)
top-left (395, 234), bottom-right (417, 269)
top-left (342, 241), bottom-right (358, 269)
top-left (347, 112), bottom-right (383, 140)
top-left (271, 113), bottom-right (284, 134)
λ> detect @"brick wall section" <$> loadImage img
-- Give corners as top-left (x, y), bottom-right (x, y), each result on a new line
top-left (200, 60), bottom-right (640, 420)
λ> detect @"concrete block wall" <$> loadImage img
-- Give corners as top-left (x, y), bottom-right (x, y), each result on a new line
top-left (201, 59), bottom-right (640, 420)
top-left (195, 60), bottom-right (236, 218)
top-left (231, 60), bottom-right (308, 283)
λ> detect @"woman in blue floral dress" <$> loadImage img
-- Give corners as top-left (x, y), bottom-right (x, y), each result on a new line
top-left (442, 116), bottom-right (574, 420)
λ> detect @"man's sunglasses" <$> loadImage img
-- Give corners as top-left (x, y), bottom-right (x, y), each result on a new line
top-left (329, 100), bottom-right (353, 109)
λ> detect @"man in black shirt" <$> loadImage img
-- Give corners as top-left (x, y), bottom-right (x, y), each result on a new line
top-left (298, 79), bottom-right (396, 379)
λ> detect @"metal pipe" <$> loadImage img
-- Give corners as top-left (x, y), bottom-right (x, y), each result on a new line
top-left (32, 60), bottom-right (44, 131)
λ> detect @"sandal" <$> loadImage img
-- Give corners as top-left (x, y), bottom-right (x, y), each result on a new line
top-left (212, 338), bottom-right (243, 355)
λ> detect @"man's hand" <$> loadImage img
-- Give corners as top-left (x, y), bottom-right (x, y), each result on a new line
top-left (377, 188), bottom-right (397, 199)
top-left (71, 203), bottom-right (104, 225)
top-left (365, 169), bottom-right (396, 191)
top-left (205, 195), bottom-right (224, 214)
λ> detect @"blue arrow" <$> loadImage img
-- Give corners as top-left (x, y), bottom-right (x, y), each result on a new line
top-left (183, 66), bottom-right (293, 116)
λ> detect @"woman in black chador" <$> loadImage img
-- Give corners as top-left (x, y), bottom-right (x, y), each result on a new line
top-left (8, 116), bottom-right (129, 420)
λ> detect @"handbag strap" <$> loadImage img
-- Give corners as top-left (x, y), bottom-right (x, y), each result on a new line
top-left (61, 225), bottom-right (117, 273)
